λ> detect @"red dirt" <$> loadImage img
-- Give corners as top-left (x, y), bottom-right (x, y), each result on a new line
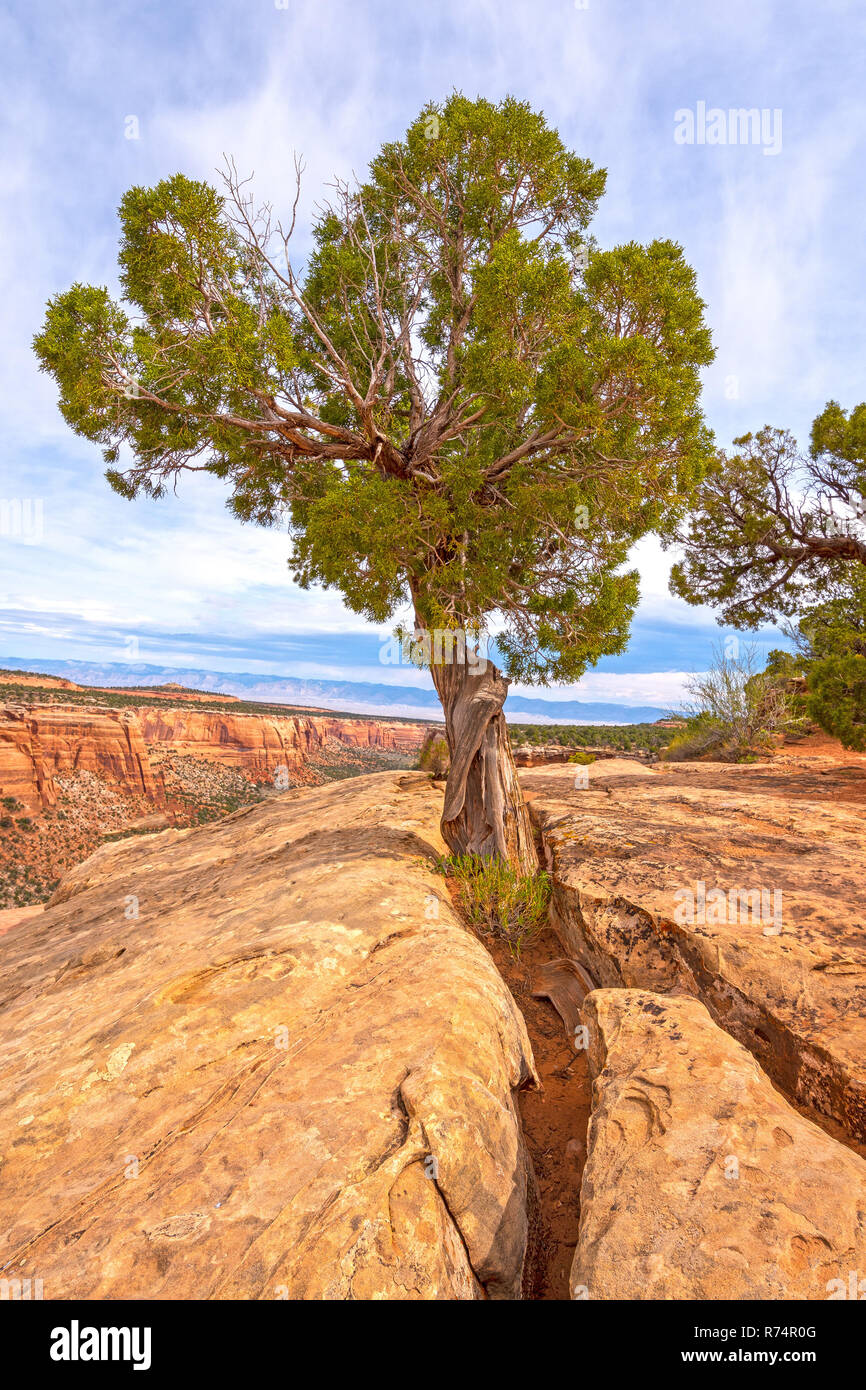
top-left (490, 928), bottom-right (591, 1301)
top-left (440, 866), bottom-right (590, 1300)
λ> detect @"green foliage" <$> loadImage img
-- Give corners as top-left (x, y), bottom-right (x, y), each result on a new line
top-left (567, 749), bottom-right (596, 764)
top-left (671, 407), bottom-right (866, 627)
top-left (436, 852), bottom-right (551, 957)
top-left (416, 732), bottom-right (450, 776)
top-left (510, 722), bottom-right (672, 752)
top-left (808, 653), bottom-right (866, 749)
top-left (795, 569), bottom-right (866, 750)
top-left (36, 95), bottom-right (715, 692)
top-left (661, 644), bottom-right (792, 762)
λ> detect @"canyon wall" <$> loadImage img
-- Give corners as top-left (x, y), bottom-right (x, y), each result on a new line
top-left (139, 707), bottom-right (425, 780)
top-left (0, 703), bottom-right (163, 811)
top-left (0, 701), bottom-right (429, 812)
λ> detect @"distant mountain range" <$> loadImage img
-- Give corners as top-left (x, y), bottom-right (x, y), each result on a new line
top-left (0, 657), bottom-right (670, 725)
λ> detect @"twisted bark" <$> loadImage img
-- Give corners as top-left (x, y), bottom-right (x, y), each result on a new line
top-left (428, 645), bottom-right (537, 875)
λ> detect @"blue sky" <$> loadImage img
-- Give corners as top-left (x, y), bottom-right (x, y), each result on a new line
top-left (1, 0), bottom-right (864, 710)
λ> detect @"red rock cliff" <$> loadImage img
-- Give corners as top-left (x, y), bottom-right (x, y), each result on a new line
top-left (0, 703), bottom-right (164, 811)
top-left (138, 708), bottom-right (427, 780)
top-left (0, 701), bottom-right (430, 810)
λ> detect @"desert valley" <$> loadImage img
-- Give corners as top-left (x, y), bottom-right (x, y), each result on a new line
top-left (0, 669), bottom-right (428, 909)
top-left (2, 667), bottom-right (865, 1303)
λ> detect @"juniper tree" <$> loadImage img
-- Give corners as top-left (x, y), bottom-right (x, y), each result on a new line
top-left (35, 94), bottom-right (715, 871)
top-left (671, 404), bottom-right (866, 623)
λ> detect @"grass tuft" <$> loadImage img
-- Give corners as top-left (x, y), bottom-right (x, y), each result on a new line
top-left (435, 853), bottom-right (551, 957)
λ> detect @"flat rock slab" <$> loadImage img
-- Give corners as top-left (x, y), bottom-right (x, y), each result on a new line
top-left (0, 772), bottom-right (536, 1300)
top-left (522, 758), bottom-right (866, 1148)
top-left (574, 989), bottom-right (866, 1300)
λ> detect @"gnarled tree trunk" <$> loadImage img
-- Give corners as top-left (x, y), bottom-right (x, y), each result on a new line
top-left (428, 644), bottom-right (537, 876)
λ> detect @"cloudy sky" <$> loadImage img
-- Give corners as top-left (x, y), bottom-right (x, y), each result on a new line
top-left (1, 0), bottom-right (863, 710)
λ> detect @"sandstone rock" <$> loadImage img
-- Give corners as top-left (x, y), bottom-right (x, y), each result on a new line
top-left (530, 958), bottom-right (593, 1040)
top-left (573, 989), bottom-right (866, 1300)
top-left (0, 699), bottom-right (429, 811)
top-left (523, 758), bottom-right (866, 1148)
top-left (0, 703), bottom-right (162, 812)
top-left (0, 904), bottom-right (43, 937)
top-left (0, 772), bottom-right (537, 1300)
top-left (139, 707), bottom-right (426, 782)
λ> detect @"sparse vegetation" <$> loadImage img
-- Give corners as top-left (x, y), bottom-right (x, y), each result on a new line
top-left (510, 722), bottom-right (672, 753)
top-left (416, 732), bottom-right (450, 777)
top-left (435, 853), bottom-right (551, 958)
top-left (662, 644), bottom-right (792, 762)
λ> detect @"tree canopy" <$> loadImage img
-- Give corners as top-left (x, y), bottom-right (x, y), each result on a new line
top-left (35, 93), bottom-right (715, 689)
top-left (670, 403), bottom-right (866, 626)
top-left (670, 400), bottom-right (866, 750)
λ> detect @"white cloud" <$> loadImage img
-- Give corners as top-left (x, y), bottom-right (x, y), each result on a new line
top-left (511, 668), bottom-right (694, 709)
top-left (1, 0), bottom-right (863, 686)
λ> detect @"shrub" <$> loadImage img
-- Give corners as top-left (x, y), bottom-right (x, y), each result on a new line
top-left (661, 713), bottom-right (729, 762)
top-left (567, 750), bottom-right (596, 765)
top-left (416, 731), bottom-right (450, 777)
top-left (662, 643), bottom-right (791, 762)
top-left (436, 853), bottom-right (550, 957)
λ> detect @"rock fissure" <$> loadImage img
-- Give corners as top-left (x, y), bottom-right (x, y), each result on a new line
top-left (5, 749), bottom-right (866, 1302)
top-left (519, 753), bottom-right (866, 1299)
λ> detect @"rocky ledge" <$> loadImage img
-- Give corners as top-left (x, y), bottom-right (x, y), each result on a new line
top-left (523, 756), bottom-right (866, 1150)
top-left (0, 772), bottom-right (536, 1300)
top-left (573, 988), bottom-right (866, 1300)
top-left (4, 755), bottom-right (866, 1301)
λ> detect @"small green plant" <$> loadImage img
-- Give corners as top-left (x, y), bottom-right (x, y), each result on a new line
top-left (436, 853), bottom-right (551, 957)
top-left (416, 732), bottom-right (450, 777)
top-left (567, 750), bottom-right (596, 765)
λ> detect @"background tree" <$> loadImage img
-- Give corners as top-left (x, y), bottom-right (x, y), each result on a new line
top-left (35, 94), bottom-right (715, 871)
top-left (670, 404), bottom-right (866, 625)
top-left (763, 572), bottom-right (866, 751)
top-left (670, 401), bottom-right (866, 749)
